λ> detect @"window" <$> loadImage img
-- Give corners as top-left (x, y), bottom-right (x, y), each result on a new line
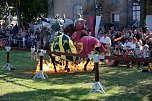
top-left (112, 14), bottom-right (120, 23)
top-left (133, 0), bottom-right (140, 21)
top-left (73, 5), bottom-right (83, 21)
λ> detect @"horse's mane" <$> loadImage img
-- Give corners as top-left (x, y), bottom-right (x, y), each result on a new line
top-left (64, 24), bottom-right (89, 38)
top-left (64, 24), bottom-right (76, 37)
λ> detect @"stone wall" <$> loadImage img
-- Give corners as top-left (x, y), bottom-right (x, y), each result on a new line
top-left (48, 0), bottom-right (150, 27)
top-left (101, 0), bottom-right (133, 27)
top-left (50, 0), bottom-right (94, 20)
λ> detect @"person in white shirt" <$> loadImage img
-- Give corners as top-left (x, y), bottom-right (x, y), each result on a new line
top-left (99, 31), bottom-right (111, 46)
top-left (142, 44), bottom-right (150, 58)
top-left (130, 37), bottom-right (137, 49)
top-left (123, 38), bottom-right (132, 50)
top-left (134, 42), bottom-right (142, 58)
top-left (100, 31), bottom-right (111, 57)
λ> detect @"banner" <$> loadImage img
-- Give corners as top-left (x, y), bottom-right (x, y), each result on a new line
top-left (89, 16), bottom-right (95, 36)
top-left (95, 16), bottom-right (101, 37)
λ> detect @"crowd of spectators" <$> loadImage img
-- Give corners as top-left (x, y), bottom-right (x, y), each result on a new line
top-left (97, 25), bottom-right (152, 59)
top-left (0, 24), bottom-right (41, 49)
top-left (0, 23), bottom-right (152, 59)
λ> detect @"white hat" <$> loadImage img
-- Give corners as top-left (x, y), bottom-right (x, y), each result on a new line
top-left (144, 44), bottom-right (149, 48)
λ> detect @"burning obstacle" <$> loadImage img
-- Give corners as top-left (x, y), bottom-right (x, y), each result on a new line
top-left (34, 48), bottom-right (94, 74)
top-left (35, 57), bottom-right (94, 73)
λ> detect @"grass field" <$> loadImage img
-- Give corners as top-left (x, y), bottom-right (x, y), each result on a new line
top-left (0, 49), bottom-right (152, 101)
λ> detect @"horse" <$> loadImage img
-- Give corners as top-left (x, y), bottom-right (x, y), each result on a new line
top-left (63, 24), bottom-right (108, 71)
top-left (43, 18), bottom-right (107, 72)
top-left (43, 31), bottom-right (78, 72)
top-left (42, 18), bottom-right (78, 72)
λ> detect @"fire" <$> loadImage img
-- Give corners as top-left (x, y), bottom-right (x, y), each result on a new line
top-left (35, 57), bottom-right (95, 73)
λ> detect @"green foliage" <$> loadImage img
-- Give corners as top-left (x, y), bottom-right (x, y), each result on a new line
top-left (20, 0), bottom-right (48, 22)
top-left (0, 0), bottom-right (48, 22)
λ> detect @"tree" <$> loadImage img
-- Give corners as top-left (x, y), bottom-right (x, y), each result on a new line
top-left (20, 0), bottom-right (48, 22)
top-left (0, 0), bottom-right (48, 27)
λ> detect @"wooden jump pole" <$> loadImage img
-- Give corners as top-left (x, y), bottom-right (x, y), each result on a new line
top-left (33, 29), bottom-right (48, 79)
top-left (89, 51), bottom-right (105, 94)
top-left (1, 46), bottom-right (14, 70)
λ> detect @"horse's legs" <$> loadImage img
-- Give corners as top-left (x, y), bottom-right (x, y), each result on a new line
top-left (65, 61), bottom-right (70, 72)
top-left (49, 54), bottom-right (57, 72)
top-left (84, 58), bottom-right (90, 71)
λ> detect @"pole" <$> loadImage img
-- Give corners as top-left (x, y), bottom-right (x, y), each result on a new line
top-left (33, 29), bottom-right (48, 79)
top-left (89, 53), bottom-right (105, 94)
top-left (95, 62), bottom-right (99, 81)
top-left (1, 46), bottom-right (14, 70)
top-left (40, 56), bottom-right (43, 71)
top-left (7, 51), bottom-right (9, 63)
top-left (40, 34), bottom-right (43, 71)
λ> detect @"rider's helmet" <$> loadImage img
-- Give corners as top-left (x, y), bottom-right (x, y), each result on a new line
top-left (51, 14), bottom-right (64, 31)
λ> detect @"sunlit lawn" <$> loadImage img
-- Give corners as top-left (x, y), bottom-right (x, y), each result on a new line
top-left (0, 48), bottom-right (152, 101)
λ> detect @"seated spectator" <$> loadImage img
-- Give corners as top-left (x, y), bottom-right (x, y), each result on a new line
top-left (130, 37), bottom-right (137, 49)
top-left (133, 42), bottom-right (142, 58)
top-left (142, 44), bottom-right (150, 58)
top-left (113, 44), bottom-right (121, 55)
top-left (123, 38), bottom-right (132, 50)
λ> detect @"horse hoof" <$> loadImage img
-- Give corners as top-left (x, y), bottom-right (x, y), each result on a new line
top-left (92, 68), bottom-right (95, 71)
top-left (10, 68), bottom-right (15, 70)
top-left (59, 62), bottom-right (62, 65)
top-left (67, 68), bottom-right (70, 72)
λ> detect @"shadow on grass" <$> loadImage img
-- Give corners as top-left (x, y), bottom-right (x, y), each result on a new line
top-left (0, 88), bottom-right (97, 101)
top-left (0, 70), bottom-right (95, 85)
top-left (103, 82), bottom-right (152, 101)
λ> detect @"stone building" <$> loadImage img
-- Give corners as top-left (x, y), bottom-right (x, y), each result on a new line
top-left (147, 0), bottom-right (152, 15)
top-left (48, 0), bottom-right (95, 22)
top-left (48, 0), bottom-right (151, 27)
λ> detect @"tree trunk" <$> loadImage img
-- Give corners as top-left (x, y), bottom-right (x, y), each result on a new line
top-left (16, 0), bottom-right (21, 28)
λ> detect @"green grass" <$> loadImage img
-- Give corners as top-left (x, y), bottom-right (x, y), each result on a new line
top-left (0, 49), bottom-right (152, 101)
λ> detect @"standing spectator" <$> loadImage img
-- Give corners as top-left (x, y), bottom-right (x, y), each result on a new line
top-left (100, 31), bottom-right (111, 46)
top-left (17, 28), bottom-right (23, 48)
top-left (35, 28), bottom-right (41, 49)
top-left (142, 23), bottom-right (147, 34)
top-left (100, 31), bottom-right (111, 55)
top-left (12, 24), bottom-right (19, 35)
top-left (133, 29), bottom-right (142, 41)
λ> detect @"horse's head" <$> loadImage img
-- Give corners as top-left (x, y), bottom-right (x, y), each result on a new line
top-left (64, 24), bottom-right (76, 37)
top-left (43, 31), bottom-right (64, 51)
top-left (93, 44), bottom-right (108, 54)
top-left (99, 43), bottom-right (108, 54)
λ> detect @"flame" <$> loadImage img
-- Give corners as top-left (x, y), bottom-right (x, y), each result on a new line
top-left (35, 57), bottom-right (95, 73)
